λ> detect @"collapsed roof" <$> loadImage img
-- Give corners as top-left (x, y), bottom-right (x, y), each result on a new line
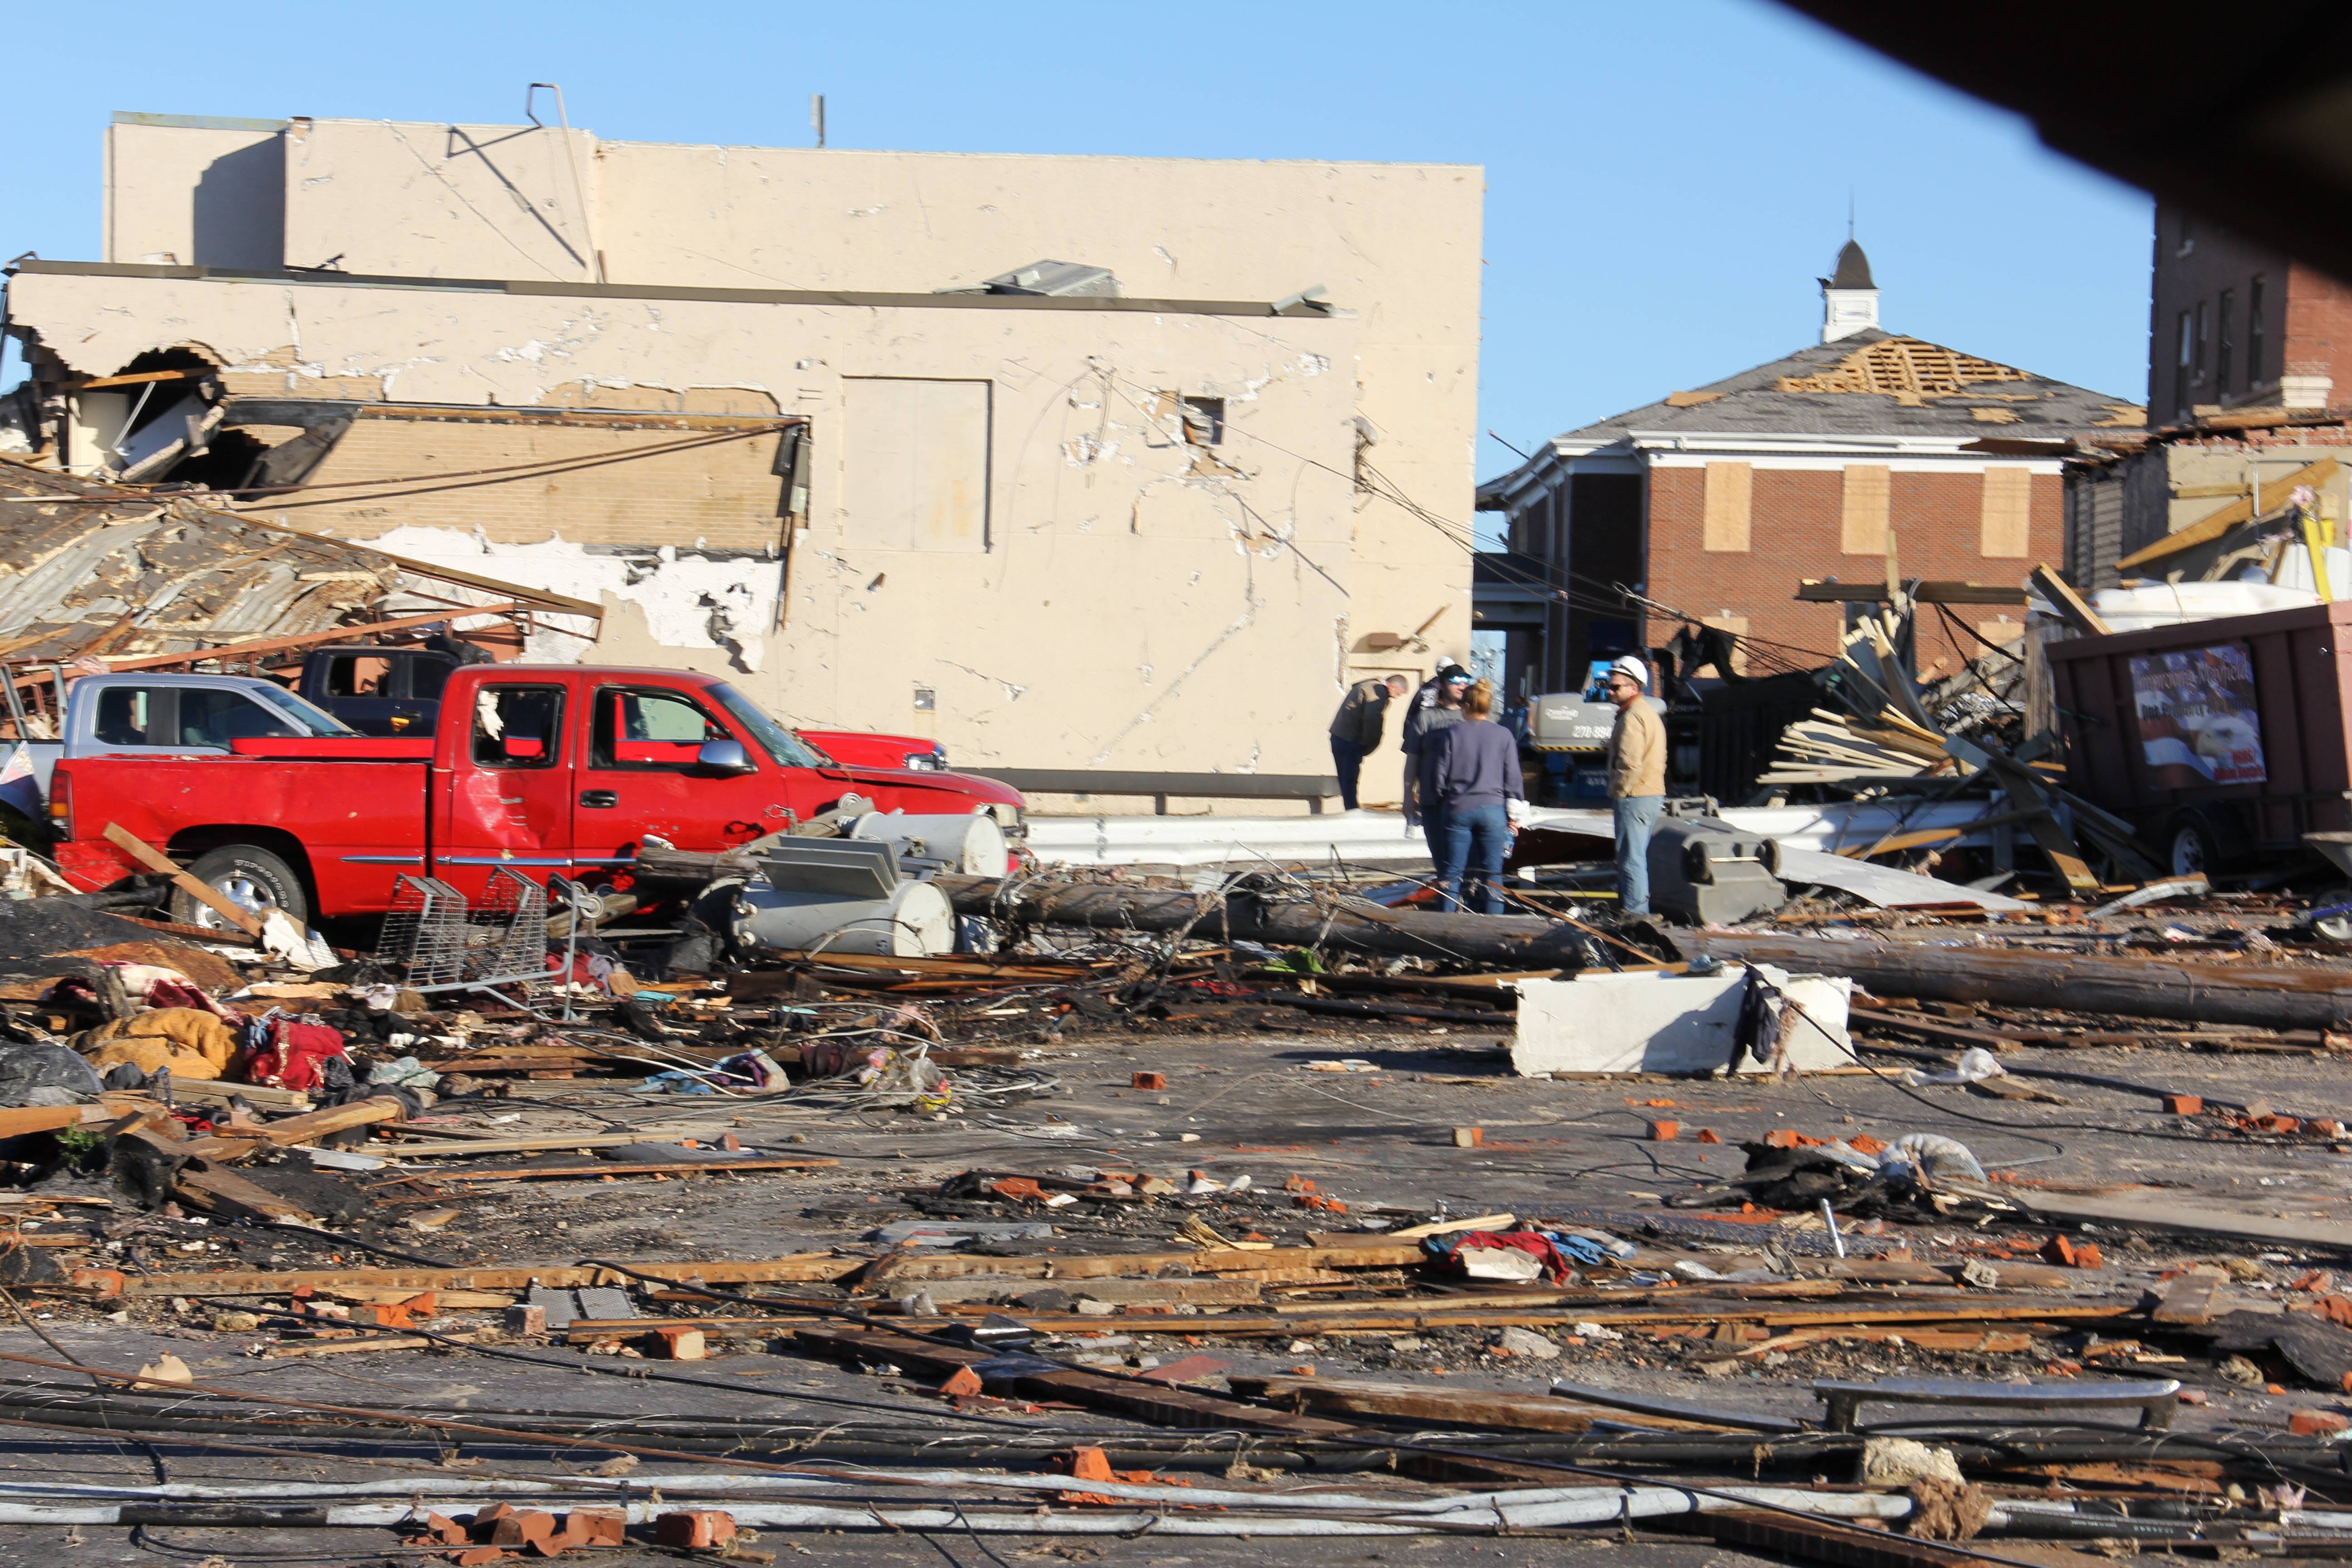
top-left (0, 458), bottom-right (600, 666)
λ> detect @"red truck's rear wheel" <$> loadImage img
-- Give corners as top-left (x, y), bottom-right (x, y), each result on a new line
top-left (169, 845), bottom-right (309, 931)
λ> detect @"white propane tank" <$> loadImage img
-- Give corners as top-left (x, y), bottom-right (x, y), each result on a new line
top-left (730, 879), bottom-right (956, 958)
top-left (847, 811), bottom-right (1009, 876)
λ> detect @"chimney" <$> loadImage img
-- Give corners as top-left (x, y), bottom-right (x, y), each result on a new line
top-left (1820, 239), bottom-right (1878, 343)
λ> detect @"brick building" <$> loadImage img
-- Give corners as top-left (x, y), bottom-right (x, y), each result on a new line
top-left (2149, 202), bottom-right (2352, 421)
top-left (1475, 244), bottom-right (2143, 697)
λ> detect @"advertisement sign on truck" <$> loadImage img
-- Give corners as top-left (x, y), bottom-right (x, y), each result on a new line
top-left (2128, 643), bottom-right (2268, 788)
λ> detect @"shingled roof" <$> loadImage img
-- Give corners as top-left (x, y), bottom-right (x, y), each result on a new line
top-left (1550, 327), bottom-right (2144, 449)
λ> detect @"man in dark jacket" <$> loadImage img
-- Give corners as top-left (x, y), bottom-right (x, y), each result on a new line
top-left (1327, 674), bottom-right (1407, 812)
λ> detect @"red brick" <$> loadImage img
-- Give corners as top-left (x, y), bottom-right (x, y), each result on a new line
top-left (2162, 1095), bottom-right (2203, 1116)
top-left (559, 1511), bottom-right (626, 1548)
top-left (1646, 1120), bottom-right (1679, 1142)
top-left (1132, 1071), bottom-right (1167, 1090)
top-left (652, 1511), bottom-right (736, 1550)
top-left (2292, 1410), bottom-right (2349, 1436)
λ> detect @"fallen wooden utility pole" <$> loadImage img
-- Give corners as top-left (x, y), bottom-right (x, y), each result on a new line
top-left (1677, 932), bottom-right (2352, 1031)
top-left (931, 874), bottom-right (1599, 970)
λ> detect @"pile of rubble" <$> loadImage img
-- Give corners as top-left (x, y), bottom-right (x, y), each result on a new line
top-left (0, 809), bottom-right (2342, 1566)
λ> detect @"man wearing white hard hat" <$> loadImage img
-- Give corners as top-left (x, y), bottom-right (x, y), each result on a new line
top-left (1602, 655), bottom-right (1666, 916)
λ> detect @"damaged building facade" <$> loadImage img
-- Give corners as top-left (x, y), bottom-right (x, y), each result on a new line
top-left (0, 112), bottom-right (1484, 807)
top-left (1475, 245), bottom-right (2144, 696)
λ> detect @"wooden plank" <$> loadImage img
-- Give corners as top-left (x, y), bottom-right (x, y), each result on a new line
top-left (1795, 580), bottom-right (2029, 605)
top-left (1852, 1009), bottom-right (2024, 1053)
top-left (2117, 456), bottom-right (2339, 569)
top-left (840, 1300), bottom-right (2133, 1338)
top-left (796, 1322), bottom-right (1360, 1436)
top-left (0, 1106), bottom-right (85, 1139)
top-left (101, 823), bottom-right (265, 936)
top-left (431, 1158), bottom-right (837, 1182)
top-left (1988, 1187), bottom-right (2352, 1250)
top-left (94, 604), bottom-right (548, 677)
top-left (263, 1335), bottom-right (433, 1357)
top-left (164, 1082), bottom-right (312, 1112)
top-left (2027, 563), bottom-right (2112, 636)
top-left (255, 1097), bottom-right (408, 1147)
top-left (88, 1254), bottom-right (864, 1298)
top-left (1227, 1373), bottom-right (1726, 1433)
top-left (375, 1134), bottom-right (692, 1157)
top-left (173, 1165), bottom-right (317, 1225)
top-left (869, 1243), bottom-right (1422, 1282)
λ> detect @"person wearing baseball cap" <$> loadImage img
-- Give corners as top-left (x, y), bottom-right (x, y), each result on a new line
top-left (1602, 655), bottom-right (1665, 916)
top-left (1399, 661), bottom-right (1474, 833)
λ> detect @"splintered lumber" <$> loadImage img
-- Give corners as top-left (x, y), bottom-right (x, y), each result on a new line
top-left (863, 1243), bottom-right (1421, 1282)
top-left (172, 1165), bottom-right (317, 1225)
top-left (256, 1097), bottom-right (408, 1147)
top-left (861, 1298), bottom-right (2129, 1338)
top-left (789, 1323), bottom-right (1552, 1485)
top-left (375, 1134), bottom-right (696, 1158)
top-left (0, 1105), bottom-right (91, 1139)
top-left (264, 1335), bottom-right (434, 1357)
top-left (2029, 564), bottom-right (2114, 635)
top-left (76, 1254), bottom-right (862, 1298)
top-left (933, 875), bottom-right (1597, 968)
top-left (101, 823), bottom-right (267, 937)
top-left (1677, 932), bottom-right (2352, 1031)
top-left (1227, 1374), bottom-right (1729, 1433)
top-left (165, 1082), bottom-right (311, 1113)
top-left (431, 1158), bottom-right (837, 1182)
top-left (798, 1322), bottom-right (1360, 1437)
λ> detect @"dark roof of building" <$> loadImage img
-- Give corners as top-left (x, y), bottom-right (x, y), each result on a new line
top-left (1544, 328), bottom-right (2144, 448)
top-left (1825, 239), bottom-right (1875, 290)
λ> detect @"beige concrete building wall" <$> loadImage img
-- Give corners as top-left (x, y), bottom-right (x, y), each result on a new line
top-left (280, 118), bottom-right (601, 284)
top-left (105, 115), bottom-right (286, 270)
top-left (106, 118), bottom-right (1482, 676)
top-left (8, 268), bottom-right (1361, 782)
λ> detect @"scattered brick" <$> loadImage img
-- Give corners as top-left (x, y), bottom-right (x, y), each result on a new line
top-left (653, 1511), bottom-right (737, 1550)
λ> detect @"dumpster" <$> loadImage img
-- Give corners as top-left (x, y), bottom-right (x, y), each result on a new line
top-left (2047, 599), bottom-right (2352, 874)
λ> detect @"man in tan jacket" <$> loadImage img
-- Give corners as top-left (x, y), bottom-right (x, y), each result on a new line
top-left (1603, 655), bottom-right (1666, 916)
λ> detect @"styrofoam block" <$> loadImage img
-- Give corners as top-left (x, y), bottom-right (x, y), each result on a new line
top-left (1511, 966), bottom-right (1852, 1077)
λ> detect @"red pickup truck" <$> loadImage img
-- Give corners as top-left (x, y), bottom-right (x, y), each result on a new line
top-left (49, 665), bottom-right (1024, 929)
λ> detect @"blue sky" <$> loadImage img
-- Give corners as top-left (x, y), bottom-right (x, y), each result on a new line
top-left (2, 0), bottom-right (2152, 498)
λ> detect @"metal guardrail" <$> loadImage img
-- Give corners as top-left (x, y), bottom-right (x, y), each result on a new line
top-left (965, 769), bottom-right (1341, 814)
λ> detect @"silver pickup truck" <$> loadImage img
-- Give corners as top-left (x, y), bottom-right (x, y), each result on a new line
top-left (4, 672), bottom-right (356, 807)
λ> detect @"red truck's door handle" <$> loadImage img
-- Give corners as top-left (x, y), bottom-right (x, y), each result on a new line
top-left (579, 790), bottom-right (618, 808)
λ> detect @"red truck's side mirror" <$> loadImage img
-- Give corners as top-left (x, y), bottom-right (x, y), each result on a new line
top-left (694, 738), bottom-right (756, 775)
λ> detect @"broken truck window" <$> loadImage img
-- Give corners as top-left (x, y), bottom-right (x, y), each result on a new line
top-left (471, 685), bottom-right (564, 768)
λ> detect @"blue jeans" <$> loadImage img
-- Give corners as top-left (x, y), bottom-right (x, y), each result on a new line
top-left (1614, 794), bottom-right (1664, 916)
top-left (1438, 803), bottom-right (1511, 914)
top-left (1330, 735), bottom-right (1367, 810)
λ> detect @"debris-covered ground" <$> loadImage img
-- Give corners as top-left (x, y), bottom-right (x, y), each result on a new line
top-left (2, 853), bottom-right (2352, 1568)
